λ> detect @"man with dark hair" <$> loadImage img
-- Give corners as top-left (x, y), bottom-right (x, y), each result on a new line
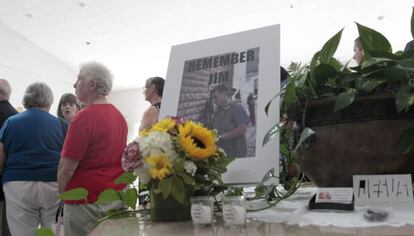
top-left (140, 77), bottom-right (165, 130)
top-left (211, 84), bottom-right (250, 158)
top-left (0, 79), bottom-right (16, 236)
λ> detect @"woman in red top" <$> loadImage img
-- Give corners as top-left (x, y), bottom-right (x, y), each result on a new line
top-left (57, 62), bottom-right (127, 236)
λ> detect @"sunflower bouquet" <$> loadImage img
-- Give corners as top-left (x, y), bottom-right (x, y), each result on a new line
top-left (122, 117), bottom-right (232, 205)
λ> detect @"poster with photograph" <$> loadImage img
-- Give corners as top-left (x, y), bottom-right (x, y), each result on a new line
top-left (160, 25), bottom-right (280, 184)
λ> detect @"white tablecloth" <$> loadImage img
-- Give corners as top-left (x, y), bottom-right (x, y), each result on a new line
top-left (247, 187), bottom-right (414, 228)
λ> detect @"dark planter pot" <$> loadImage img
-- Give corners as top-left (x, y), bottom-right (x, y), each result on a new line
top-left (292, 92), bottom-right (414, 187)
top-left (150, 185), bottom-right (193, 222)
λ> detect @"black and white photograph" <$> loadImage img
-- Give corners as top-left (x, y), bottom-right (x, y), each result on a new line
top-left (160, 25), bottom-right (280, 184)
top-left (177, 48), bottom-right (259, 158)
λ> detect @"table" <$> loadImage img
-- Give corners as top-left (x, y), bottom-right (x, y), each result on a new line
top-left (88, 186), bottom-right (414, 236)
top-left (88, 216), bottom-right (414, 236)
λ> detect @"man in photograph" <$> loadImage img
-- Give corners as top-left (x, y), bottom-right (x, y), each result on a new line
top-left (211, 84), bottom-right (250, 158)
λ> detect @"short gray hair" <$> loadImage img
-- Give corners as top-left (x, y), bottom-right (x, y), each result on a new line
top-left (22, 82), bottom-right (54, 109)
top-left (79, 62), bottom-right (113, 96)
top-left (0, 79), bottom-right (12, 100)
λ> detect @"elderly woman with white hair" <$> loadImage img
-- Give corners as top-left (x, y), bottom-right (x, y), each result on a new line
top-left (58, 62), bottom-right (127, 236)
top-left (0, 82), bottom-right (67, 235)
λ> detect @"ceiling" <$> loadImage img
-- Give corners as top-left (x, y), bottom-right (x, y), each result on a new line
top-left (0, 0), bottom-right (412, 91)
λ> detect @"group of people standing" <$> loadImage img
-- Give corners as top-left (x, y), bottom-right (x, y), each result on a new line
top-left (0, 80), bottom-right (66, 236)
top-left (0, 62), bottom-right (128, 236)
top-left (0, 34), bottom-right (411, 236)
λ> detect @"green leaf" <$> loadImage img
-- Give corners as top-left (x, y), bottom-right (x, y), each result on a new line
top-left (282, 78), bottom-right (297, 102)
top-left (59, 188), bottom-right (88, 201)
top-left (309, 51), bottom-right (320, 80)
top-left (263, 122), bottom-right (284, 146)
top-left (400, 126), bottom-right (414, 154)
top-left (397, 58), bottom-right (414, 68)
top-left (114, 171), bottom-right (137, 185)
top-left (356, 22), bottom-right (392, 54)
top-left (139, 182), bottom-right (149, 191)
top-left (361, 54), bottom-right (394, 69)
top-left (96, 189), bottom-right (120, 204)
top-left (334, 89), bottom-right (357, 112)
top-left (411, 7), bottom-right (414, 38)
top-left (355, 78), bottom-right (386, 92)
top-left (384, 63), bottom-right (414, 82)
top-left (280, 141), bottom-right (291, 158)
top-left (339, 74), bottom-right (357, 88)
top-left (369, 51), bottom-right (402, 60)
top-left (313, 64), bottom-right (338, 88)
top-left (218, 156), bottom-right (235, 168)
top-left (319, 28), bottom-right (343, 64)
top-left (265, 90), bottom-right (283, 115)
top-left (328, 57), bottom-right (343, 71)
top-left (158, 178), bottom-right (172, 199)
top-left (395, 85), bottom-right (414, 112)
top-left (122, 188), bottom-right (138, 209)
top-left (36, 227), bottom-right (55, 236)
top-left (175, 159), bottom-right (185, 173)
top-left (177, 172), bottom-right (195, 186)
top-left (294, 128), bottom-right (315, 151)
top-left (170, 177), bottom-right (185, 204)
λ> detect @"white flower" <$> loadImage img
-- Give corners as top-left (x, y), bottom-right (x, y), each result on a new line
top-left (134, 165), bottom-right (151, 184)
top-left (134, 131), bottom-right (181, 183)
top-left (217, 147), bottom-right (227, 157)
top-left (184, 161), bottom-right (197, 176)
top-left (138, 132), bottom-right (179, 162)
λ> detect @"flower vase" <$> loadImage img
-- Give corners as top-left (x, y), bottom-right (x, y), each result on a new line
top-left (150, 185), bottom-right (193, 221)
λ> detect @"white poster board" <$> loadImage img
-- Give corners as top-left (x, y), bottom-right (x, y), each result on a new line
top-left (353, 174), bottom-right (414, 206)
top-left (160, 25), bottom-right (280, 184)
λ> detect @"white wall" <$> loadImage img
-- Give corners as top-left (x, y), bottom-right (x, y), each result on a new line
top-left (108, 88), bottom-right (147, 142)
top-left (0, 22), bottom-right (76, 115)
top-left (0, 19), bottom-right (148, 140)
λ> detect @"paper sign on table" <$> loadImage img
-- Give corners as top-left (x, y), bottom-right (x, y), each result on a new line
top-left (353, 174), bottom-right (413, 206)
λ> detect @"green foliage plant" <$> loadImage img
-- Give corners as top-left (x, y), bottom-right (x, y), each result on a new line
top-left (264, 8), bottom-right (414, 155)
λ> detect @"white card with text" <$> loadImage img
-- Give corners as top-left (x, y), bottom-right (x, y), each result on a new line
top-left (353, 174), bottom-right (414, 206)
top-left (315, 188), bottom-right (353, 203)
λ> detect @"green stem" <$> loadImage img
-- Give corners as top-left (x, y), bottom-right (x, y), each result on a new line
top-left (247, 175), bottom-right (304, 212)
top-left (87, 209), bottom-right (149, 234)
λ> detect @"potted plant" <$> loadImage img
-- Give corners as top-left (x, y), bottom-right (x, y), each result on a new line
top-left (265, 9), bottom-right (414, 187)
top-left (120, 116), bottom-right (232, 221)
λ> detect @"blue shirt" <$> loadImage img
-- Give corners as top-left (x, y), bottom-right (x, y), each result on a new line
top-left (0, 108), bottom-right (67, 183)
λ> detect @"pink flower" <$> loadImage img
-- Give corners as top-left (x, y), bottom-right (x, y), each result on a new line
top-left (121, 141), bottom-right (141, 171)
top-left (167, 116), bottom-right (185, 125)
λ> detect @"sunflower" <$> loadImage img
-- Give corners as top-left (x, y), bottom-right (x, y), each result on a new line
top-left (145, 154), bottom-right (172, 180)
top-left (151, 117), bottom-right (176, 133)
top-left (178, 121), bottom-right (217, 159)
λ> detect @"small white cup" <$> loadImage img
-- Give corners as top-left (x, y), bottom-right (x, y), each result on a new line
top-left (191, 196), bottom-right (214, 225)
top-left (222, 196), bottom-right (246, 226)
